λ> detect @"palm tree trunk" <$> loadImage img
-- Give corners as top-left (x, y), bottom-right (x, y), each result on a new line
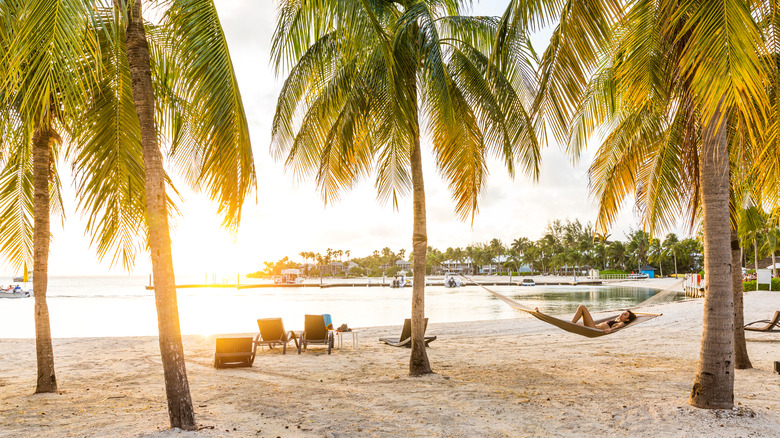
top-left (32, 122), bottom-right (56, 394)
top-left (732, 230), bottom-right (751, 369)
top-left (408, 98), bottom-right (432, 377)
top-left (121, 0), bottom-right (195, 429)
top-left (689, 105), bottom-right (734, 409)
top-left (753, 240), bottom-right (758, 273)
top-left (674, 253), bottom-right (678, 277)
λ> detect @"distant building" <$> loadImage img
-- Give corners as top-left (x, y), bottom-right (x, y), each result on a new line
top-left (639, 264), bottom-right (657, 279)
top-left (480, 255), bottom-right (511, 275)
top-left (441, 258), bottom-right (474, 275)
top-left (395, 260), bottom-right (412, 270)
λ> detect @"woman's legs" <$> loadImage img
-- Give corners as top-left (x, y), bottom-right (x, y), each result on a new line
top-left (571, 305), bottom-right (597, 328)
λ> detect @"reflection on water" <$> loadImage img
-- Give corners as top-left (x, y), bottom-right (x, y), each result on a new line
top-left (0, 277), bottom-right (682, 338)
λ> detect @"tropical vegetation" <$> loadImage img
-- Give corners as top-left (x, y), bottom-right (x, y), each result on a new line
top-left (252, 219), bottom-right (705, 278)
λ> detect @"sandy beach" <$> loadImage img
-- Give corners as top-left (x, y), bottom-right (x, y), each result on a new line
top-left (1, 280), bottom-right (778, 437)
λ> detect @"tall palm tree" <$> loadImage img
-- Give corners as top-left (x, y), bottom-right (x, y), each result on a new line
top-left (496, 0), bottom-right (769, 408)
top-left (271, 0), bottom-right (539, 375)
top-left (0, 0), bottom-right (102, 394)
top-left (111, 0), bottom-right (255, 429)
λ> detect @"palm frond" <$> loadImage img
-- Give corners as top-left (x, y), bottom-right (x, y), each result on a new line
top-left (163, 0), bottom-right (255, 231)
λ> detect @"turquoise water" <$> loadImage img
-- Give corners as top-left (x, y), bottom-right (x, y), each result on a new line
top-left (0, 276), bottom-right (678, 338)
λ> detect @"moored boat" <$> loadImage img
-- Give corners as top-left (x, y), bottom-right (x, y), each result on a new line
top-left (0, 285), bottom-right (33, 298)
top-left (389, 271), bottom-right (411, 288)
top-left (521, 278), bottom-right (535, 286)
top-left (274, 268), bottom-right (304, 284)
top-left (443, 273), bottom-right (462, 288)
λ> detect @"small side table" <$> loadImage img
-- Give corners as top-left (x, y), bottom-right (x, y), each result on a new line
top-left (336, 330), bottom-right (359, 351)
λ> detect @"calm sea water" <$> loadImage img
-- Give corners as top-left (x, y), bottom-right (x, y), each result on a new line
top-left (0, 276), bottom-right (677, 338)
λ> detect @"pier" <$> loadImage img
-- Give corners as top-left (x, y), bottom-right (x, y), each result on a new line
top-left (683, 274), bottom-right (705, 298)
top-left (146, 279), bottom-right (604, 290)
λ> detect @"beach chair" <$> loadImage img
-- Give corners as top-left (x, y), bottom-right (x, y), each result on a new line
top-left (379, 318), bottom-right (437, 348)
top-left (214, 337), bottom-right (256, 368)
top-left (298, 314), bottom-right (334, 354)
top-left (744, 311), bottom-right (780, 332)
top-left (254, 318), bottom-right (298, 354)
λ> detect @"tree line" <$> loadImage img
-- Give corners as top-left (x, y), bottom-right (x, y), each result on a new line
top-left (251, 219), bottom-right (705, 278)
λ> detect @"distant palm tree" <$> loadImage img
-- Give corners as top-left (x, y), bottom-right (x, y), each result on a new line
top-left (271, 0), bottom-right (539, 375)
top-left (648, 238), bottom-right (664, 277)
top-left (761, 226), bottom-right (780, 278)
top-left (740, 206), bottom-right (765, 273)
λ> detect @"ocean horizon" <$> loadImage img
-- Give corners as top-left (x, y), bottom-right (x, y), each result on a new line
top-left (0, 275), bottom-right (674, 339)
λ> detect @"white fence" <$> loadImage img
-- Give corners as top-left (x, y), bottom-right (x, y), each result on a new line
top-left (684, 274), bottom-right (705, 298)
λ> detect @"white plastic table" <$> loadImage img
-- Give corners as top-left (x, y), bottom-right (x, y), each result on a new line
top-left (336, 330), bottom-right (359, 351)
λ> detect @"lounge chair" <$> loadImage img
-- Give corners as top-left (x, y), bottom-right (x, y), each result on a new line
top-left (214, 337), bottom-right (256, 368)
top-left (298, 314), bottom-right (333, 354)
top-left (254, 318), bottom-right (298, 354)
top-left (744, 311), bottom-right (780, 332)
top-left (379, 318), bottom-right (437, 348)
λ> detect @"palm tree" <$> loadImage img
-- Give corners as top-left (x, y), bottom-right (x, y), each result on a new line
top-left (489, 238), bottom-right (504, 274)
top-left (495, 0), bottom-right (768, 408)
top-left (0, 0), bottom-right (104, 394)
top-left (271, 0), bottom-right (539, 375)
top-left (739, 205), bottom-right (765, 273)
top-left (594, 233), bottom-right (610, 270)
top-left (648, 237), bottom-right (664, 277)
top-left (663, 234), bottom-right (681, 277)
top-left (607, 241), bottom-right (626, 270)
top-left (113, 0), bottom-right (255, 429)
top-left (626, 230), bottom-right (650, 273)
top-left (761, 226), bottom-right (780, 278)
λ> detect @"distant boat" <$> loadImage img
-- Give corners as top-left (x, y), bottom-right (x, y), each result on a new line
top-left (390, 270), bottom-right (411, 288)
top-left (443, 273), bottom-right (462, 288)
top-left (521, 278), bottom-right (535, 286)
top-left (274, 268), bottom-right (304, 285)
top-left (0, 285), bottom-right (33, 298)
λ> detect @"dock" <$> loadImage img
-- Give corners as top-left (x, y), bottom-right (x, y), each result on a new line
top-left (682, 274), bottom-right (705, 298)
top-left (146, 279), bottom-right (603, 290)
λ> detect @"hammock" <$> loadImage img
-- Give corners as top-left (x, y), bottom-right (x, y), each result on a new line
top-left (462, 276), bottom-right (663, 338)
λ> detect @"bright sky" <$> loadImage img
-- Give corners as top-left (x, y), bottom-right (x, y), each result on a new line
top-left (3, 0), bottom-right (690, 278)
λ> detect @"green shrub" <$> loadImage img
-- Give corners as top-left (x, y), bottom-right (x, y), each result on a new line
top-left (742, 278), bottom-right (780, 291)
top-left (599, 269), bottom-right (628, 276)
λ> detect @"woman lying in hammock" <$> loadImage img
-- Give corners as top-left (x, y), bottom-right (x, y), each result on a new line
top-left (535, 305), bottom-right (637, 334)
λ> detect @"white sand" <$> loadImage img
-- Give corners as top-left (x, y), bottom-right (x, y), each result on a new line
top-left (1, 284), bottom-right (779, 437)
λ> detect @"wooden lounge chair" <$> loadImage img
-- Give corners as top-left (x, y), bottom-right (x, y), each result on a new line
top-left (298, 314), bottom-right (333, 354)
top-left (379, 318), bottom-right (437, 348)
top-left (744, 311), bottom-right (780, 332)
top-left (214, 337), bottom-right (256, 368)
top-left (254, 318), bottom-right (298, 354)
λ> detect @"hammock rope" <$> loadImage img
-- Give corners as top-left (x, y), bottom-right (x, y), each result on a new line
top-left (632, 278), bottom-right (685, 307)
top-left (460, 275), bottom-right (663, 338)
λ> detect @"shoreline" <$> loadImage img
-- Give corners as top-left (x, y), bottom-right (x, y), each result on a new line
top-left (1, 289), bottom-right (778, 437)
